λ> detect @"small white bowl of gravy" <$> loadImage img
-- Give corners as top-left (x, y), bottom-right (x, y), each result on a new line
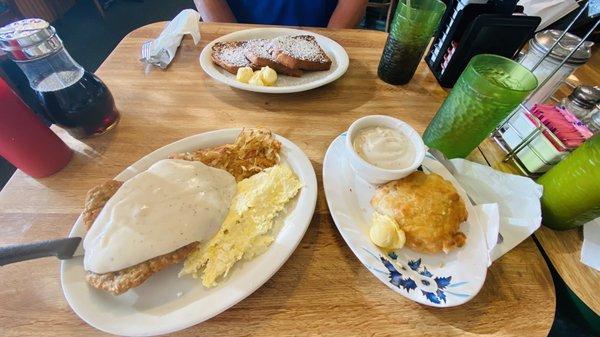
top-left (345, 115), bottom-right (425, 184)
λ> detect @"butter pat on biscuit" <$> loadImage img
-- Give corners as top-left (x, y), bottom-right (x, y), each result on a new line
top-left (370, 212), bottom-right (405, 250)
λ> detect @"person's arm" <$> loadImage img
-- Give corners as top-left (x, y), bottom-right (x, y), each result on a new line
top-left (193, 0), bottom-right (237, 22)
top-left (327, 0), bottom-right (368, 29)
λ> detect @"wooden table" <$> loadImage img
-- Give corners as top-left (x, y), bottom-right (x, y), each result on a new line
top-left (477, 47), bottom-right (600, 316)
top-left (0, 22), bottom-right (556, 336)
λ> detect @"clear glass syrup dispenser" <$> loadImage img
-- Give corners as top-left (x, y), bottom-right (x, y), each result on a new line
top-left (0, 18), bottom-right (120, 139)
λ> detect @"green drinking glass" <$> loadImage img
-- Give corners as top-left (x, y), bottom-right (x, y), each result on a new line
top-left (423, 54), bottom-right (538, 158)
top-left (377, 0), bottom-right (446, 85)
top-left (537, 134), bottom-right (600, 230)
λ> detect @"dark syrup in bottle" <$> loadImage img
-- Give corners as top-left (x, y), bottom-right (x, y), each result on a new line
top-left (37, 71), bottom-right (119, 138)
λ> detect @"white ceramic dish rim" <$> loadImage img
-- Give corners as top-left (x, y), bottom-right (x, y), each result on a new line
top-left (199, 27), bottom-right (350, 93)
top-left (60, 128), bottom-right (318, 336)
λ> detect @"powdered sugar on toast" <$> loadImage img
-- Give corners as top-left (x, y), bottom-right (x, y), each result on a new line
top-left (272, 35), bottom-right (330, 64)
top-left (211, 35), bottom-right (331, 76)
top-left (244, 39), bottom-right (275, 60)
top-left (212, 41), bottom-right (251, 67)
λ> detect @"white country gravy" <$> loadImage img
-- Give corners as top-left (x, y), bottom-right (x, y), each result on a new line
top-left (352, 126), bottom-right (416, 170)
top-left (83, 159), bottom-right (236, 274)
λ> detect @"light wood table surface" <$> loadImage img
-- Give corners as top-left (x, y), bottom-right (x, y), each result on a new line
top-left (0, 22), bottom-right (555, 336)
top-left (477, 47), bottom-right (600, 316)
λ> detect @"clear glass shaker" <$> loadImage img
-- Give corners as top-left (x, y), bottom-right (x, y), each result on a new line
top-left (560, 85), bottom-right (600, 120)
top-left (0, 18), bottom-right (120, 139)
top-left (584, 105), bottom-right (600, 134)
top-left (519, 30), bottom-right (593, 106)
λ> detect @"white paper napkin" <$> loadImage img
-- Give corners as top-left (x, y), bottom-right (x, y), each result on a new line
top-left (519, 0), bottom-right (580, 31)
top-left (449, 159), bottom-right (543, 262)
top-left (472, 203), bottom-right (500, 266)
top-left (581, 218), bottom-right (600, 271)
top-left (140, 9), bottom-right (201, 70)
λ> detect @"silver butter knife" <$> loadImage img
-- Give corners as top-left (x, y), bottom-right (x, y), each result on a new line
top-left (0, 237), bottom-right (83, 266)
top-left (427, 148), bottom-right (503, 244)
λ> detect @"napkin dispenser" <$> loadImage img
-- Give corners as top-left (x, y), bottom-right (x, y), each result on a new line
top-left (426, 0), bottom-right (541, 87)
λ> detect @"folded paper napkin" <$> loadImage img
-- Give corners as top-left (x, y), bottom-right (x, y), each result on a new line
top-left (472, 203), bottom-right (500, 266)
top-left (581, 218), bottom-right (600, 271)
top-left (140, 9), bottom-right (201, 70)
top-left (449, 159), bottom-right (543, 262)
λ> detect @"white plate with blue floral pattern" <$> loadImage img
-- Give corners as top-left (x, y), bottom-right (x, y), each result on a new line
top-left (323, 133), bottom-right (488, 307)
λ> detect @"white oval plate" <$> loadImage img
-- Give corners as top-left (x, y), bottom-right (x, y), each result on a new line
top-left (323, 133), bottom-right (488, 307)
top-left (199, 27), bottom-right (349, 93)
top-left (61, 129), bottom-right (318, 336)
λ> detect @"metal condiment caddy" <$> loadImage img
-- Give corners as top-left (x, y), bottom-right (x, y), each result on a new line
top-left (492, 1), bottom-right (600, 177)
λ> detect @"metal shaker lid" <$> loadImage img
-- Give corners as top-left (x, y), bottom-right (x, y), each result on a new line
top-left (530, 30), bottom-right (593, 65)
top-left (568, 86), bottom-right (600, 109)
top-left (0, 18), bottom-right (63, 61)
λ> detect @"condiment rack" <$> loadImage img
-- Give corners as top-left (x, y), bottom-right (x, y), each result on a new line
top-left (492, 1), bottom-right (600, 177)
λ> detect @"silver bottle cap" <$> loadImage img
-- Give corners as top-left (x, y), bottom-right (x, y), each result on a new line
top-left (530, 30), bottom-right (593, 65)
top-left (568, 86), bottom-right (600, 110)
top-left (0, 18), bottom-right (63, 61)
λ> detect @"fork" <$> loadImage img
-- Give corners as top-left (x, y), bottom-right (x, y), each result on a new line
top-left (140, 40), bottom-right (169, 70)
top-left (140, 40), bottom-right (153, 61)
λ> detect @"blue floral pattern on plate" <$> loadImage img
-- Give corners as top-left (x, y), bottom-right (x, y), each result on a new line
top-left (364, 248), bottom-right (469, 304)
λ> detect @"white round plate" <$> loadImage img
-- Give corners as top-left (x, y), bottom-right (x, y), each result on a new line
top-left (61, 129), bottom-right (318, 336)
top-left (323, 133), bottom-right (488, 307)
top-left (199, 27), bottom-right (349, 93)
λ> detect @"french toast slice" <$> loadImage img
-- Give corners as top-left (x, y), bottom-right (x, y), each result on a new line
top-left (244, 39), bottom-right (303, 77)
top-left (211, 41), bottom-right (258, 74)
top-left (272, 35), bottom-right (332, 71)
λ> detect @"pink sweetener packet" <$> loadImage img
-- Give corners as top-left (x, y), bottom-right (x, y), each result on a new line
top-left (530, 104), bottom-right (592, 149)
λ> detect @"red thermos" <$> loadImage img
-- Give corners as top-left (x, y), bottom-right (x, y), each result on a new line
top-left (0, 77), bottom-right (72, 178)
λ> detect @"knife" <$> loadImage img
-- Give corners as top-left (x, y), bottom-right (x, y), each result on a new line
top-left (427, 148), bottom-right (503, 244)
top-left (0, 237), bottom-right (83, 266)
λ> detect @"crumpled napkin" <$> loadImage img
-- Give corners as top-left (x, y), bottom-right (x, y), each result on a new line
top-left (140, 9), bottom-right (201, 70)
top-left (581, 218), bottom-right (600, 271)
top-left (449, 159), bottom-right (543, 262)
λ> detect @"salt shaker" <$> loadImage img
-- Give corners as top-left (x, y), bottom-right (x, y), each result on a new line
top-left (585, 105), bottom-right (600, 134)
top-left (519, 30), bottom-right (593, 106)
top-left (560, 85), bottom-right (600, 119)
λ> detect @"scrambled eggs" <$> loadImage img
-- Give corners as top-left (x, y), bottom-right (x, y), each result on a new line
top-left (180, 164), bottom-right (302, 287)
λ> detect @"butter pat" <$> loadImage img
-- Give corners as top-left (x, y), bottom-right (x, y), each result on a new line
top-left (249, 71), bottom-right (265, 86)
top-left (370, 212), bottom-right (405, 250)
top-left (260, 66), bottom-right (277, 86)
top-left (236, 67), bottom-right (254, 83)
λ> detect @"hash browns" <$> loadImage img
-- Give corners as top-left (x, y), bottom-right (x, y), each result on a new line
top-left (83, 128), bottom-right (281, 295)
top-left (371, 171), bottom-right (468, 254)
top-left (171, 128), bottom-right (281, 181)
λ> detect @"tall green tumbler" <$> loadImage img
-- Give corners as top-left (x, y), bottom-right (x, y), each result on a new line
top-left (423, 54), bottom-right (538, 158)
top-left (377, 0), bottom-right (445, 85)
top-left (537, 135), bottom-right (600, 230)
